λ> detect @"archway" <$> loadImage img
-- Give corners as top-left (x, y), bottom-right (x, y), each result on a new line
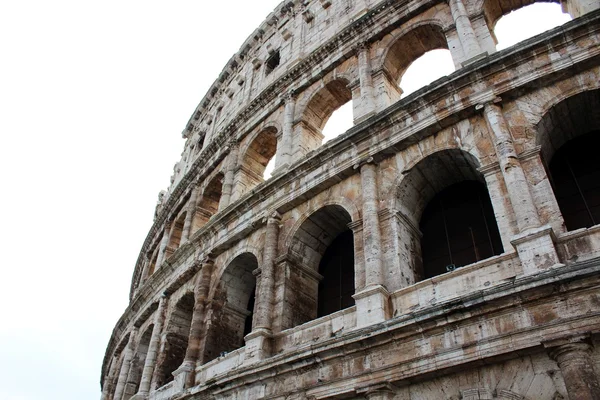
top-left (538, 90), bottom-right (600, 231)
top-left (299, 79), bottom-right (353, 151)
top-left (484, 1), bottom-right (570, 50)
top-left (282, 205), bottom-right (355, 329)
top-left (155, 293), bottom-right (194, 388)
top-left (192, 172), bottom-right (224, 234)
top-left (396, 149), bottom-right (504, 281)
top-left (238, 127), bottom-right (278, 193)
top-left (203, 253), bottom-right (257, 363)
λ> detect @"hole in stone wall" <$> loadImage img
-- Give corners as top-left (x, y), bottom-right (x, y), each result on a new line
top-left (265, 51), bottom-right (280, 75)
top-left (493, 3), bottom-right (571, 50)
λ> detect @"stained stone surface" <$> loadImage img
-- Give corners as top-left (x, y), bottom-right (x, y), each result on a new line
top-left (102, 0), bottom-right (600, 399)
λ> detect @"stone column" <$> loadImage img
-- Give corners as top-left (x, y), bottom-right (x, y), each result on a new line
top-left (155, 221), bottom-right (172, 268)
top-left (180, 186), bottom-right (200, 244)
top-left (355, 43), bottom-right (376, 123)
top-left (448, 0), bottom-right (485, 64)
top-left (220, 143), bottom-right (239, 209)
top-left (353, 160), bottom-right (390, 328)
top-left (113, 328), bottom-right (138, 400)
top-left (547, 339), bottom-right (600, 400)
top-left (245, 212), bottom-right (281, 361)
top-left (483, 102), bottom-right (561, 274)
top-left (277, 93), bottom-right (295, 170)
top-left (136, 295), bottom-right (168, 397)
top-left (100, 355), bottom-right (120, 400)
top-left (177, 258), bottom-right (214, 389)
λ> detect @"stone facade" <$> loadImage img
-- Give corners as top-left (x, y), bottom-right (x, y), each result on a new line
top-left (101, 0), bottom-right (600, 399)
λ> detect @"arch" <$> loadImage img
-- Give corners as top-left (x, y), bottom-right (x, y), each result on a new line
top-left (166, 211), bottom-right (187, 255)
top-left (192, 172), bottom-right (225, 234)
top-left (537, 90), bottom-right (600, 231)
top-left (393, 149), bottom-right (503, 282)
top-left (155, 292), bottom-right (194, 388)
top-left (298, 78), bottom-right (353, 136)
top-left (238, 126), bottom-right (278, 188)
top-left (284, 197), bottom-right (361, 249)
top-left (381, 22), bottom-right (450, 87)
top-left (480, 0), bottom-right (560, 33)
top-left (281, 204), bottom-right (355, 328)
top-left (203, 252), bottom-right (258, 363)
top-left (123, 324), bottom-right (154, 398)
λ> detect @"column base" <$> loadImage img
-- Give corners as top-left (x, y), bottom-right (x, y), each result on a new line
top-left (244, 328), bottom-right (273, 363)
top-left (172, 361), bottom-right (195, 392)
top-left (460, 51), bottom-right (488, 67)
top-left (353, 285), bottom-right (391, 328)
top-left (510, 225), bottom-right (563, 275)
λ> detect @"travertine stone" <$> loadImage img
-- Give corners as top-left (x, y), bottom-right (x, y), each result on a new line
top-left (113, 328), bottom-right (137, 400)
top-left (137, 296), bottom-right (167, 396)
top-left (548, 340), bottom-right (600, 400)
top-left (101, 2), bottom-right (600, 400)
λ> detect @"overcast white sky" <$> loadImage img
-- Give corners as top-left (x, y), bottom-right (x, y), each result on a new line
top-left (0, 2), bottom-right (569, 399)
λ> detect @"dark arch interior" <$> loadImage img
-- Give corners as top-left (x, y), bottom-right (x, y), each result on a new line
top-left (203, 253), bottom-right (257, 364)
top-left (419, 181), bottom-right (503, 279)
top-left (317, 229), bottom-right (355, 317)
top-left (549, 131), bottom-right (600, 231)
top-left (157, 293), bottom-right (194, 387)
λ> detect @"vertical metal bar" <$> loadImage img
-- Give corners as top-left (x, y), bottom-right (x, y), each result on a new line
top-left (469, 226), bottom-right (480, 262)
top-left (566, 155), bottom-right (595, 226)
top-left (440, 198), bottom-right (454, 265)
top-left (478, 190), bottom-right (495, 255)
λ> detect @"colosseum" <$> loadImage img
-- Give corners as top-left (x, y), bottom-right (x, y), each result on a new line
top-left (101, 0), bottom-right (600, 399)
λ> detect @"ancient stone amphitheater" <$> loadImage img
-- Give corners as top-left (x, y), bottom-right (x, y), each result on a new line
top-left (101, 0), bottom-right (600, 399)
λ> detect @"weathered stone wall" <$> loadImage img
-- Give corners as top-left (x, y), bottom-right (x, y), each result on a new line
top-left (102, 0), bottom-right (600, 399)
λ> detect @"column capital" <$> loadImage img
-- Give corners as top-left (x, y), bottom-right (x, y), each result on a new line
top-left (353, 156), bottom-right (376, 170)
top-left (354, 40), bottom-right (371, 53)
top-left (280, 90), bottom-right (296, 105)
top-left (263, 210), bottom-right (282, 225)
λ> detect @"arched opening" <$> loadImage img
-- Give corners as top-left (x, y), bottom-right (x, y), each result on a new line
top-left (399, 49), bottom-right (455, 97)
top-left (282, 205), bottom-right (355, 329)
top-left (203, 253), bottom-right (257, 363)
top-left (192, 172), bottom-right (224, 233)
top-left (104, 335), bottom-right (129, 399)
top-left (384, 24), bottom-right (453, 99)
top-left (123, 325), bottom-right (153, 399)
top-left (396, 149), bottom-right (504, 282)
top-left (300, 79), bottom-right (353, 151)
top-left (155, 293), bottom-right (194, 388)
top-left (420, 181), bottom-right (504, 278)
top-left (239, 127), bottom-right (278, 192)
top-left (538, 90), bottom-right (600, 231)
top-left (484, 1), bottom-right (570, 51)
top-left (166, 212), bottom-right (186, 258)
top-left (321, 102), bottom-right (354, 143)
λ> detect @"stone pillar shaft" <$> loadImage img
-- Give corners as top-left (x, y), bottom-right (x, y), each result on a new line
top-left (182, 260), bottom-right (214, 388)
top-left (220, 144), bottom-right (239, 209)
top-left (180, 186), bottom-right (200, 244)
top-left (137, 296), bottom-right (167, 396)
top-left (277, 95), bottom-right (295, 169)
top-left (113, 329), bottom-right (137, 400)
top-left (360, 163), bottom-right (384, 288)
top-left (357, 44), bottom-right (375, 120)
top-left (254, 213), bottom-right (281, 331)
top-left (483, 104), bottom-right (541, 232)
top-left (155, 222), bottom-right (172, 267)
top-left (100, 355), bottom-right (120, 400)
top-left (550, 342), bottom-right (600, 400)
top-left (449, 0), bottom-right (483, 61)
